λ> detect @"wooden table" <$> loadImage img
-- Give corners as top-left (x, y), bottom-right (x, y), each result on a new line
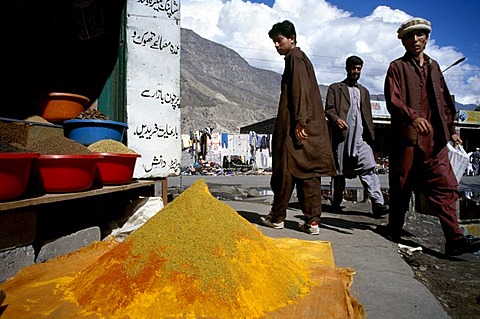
top-left (0, 179), bottom-right (158, 212)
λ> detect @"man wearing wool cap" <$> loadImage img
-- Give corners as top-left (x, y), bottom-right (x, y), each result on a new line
top-left (397, 17), bottom-right (431, 39)
top-left (382, 17), bottom-right (480, 256)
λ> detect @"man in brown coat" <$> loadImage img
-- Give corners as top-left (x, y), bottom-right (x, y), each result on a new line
top-left (260, 20), bottom-right (336, 235)
top-left (383, 17), bottom-right (480, 255)
top-left (325, 55), bottom-right (388, 218)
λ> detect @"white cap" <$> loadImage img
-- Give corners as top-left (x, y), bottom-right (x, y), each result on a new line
top-left (397, 17), bottom-right (431, 39)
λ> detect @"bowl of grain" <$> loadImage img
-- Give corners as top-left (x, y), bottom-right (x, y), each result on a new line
top-left (87, 139), bottom-right (140, 185)
top-left (22, 134), bottom-right (103, 193)
top-left (0, 152), bottom-right (40, 201)
top-left (91, 153), bottom-right (141, 185)
top-left (63, 119), bottom-right (128, 146)
top-left (34, 154), bottom-right (104, 193)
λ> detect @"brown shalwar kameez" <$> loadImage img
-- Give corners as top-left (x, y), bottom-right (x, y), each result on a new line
top-left (384, 53), bottom-right (463, 240)
top-left (269, 47), bottom-right (336, 224)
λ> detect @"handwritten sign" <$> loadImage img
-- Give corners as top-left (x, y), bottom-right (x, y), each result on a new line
top-left (125, 0), bottom-right (181, 178)
top-left (135, 0), bottom-right (180, 19)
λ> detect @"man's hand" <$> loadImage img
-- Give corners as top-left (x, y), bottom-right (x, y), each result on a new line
top-left (295, 123), bottom-right (308, 141)
top-left (336, 118), bottom-right (348, 130)
top-left (412, 117), bottom-right (432, 135)
top-left (451, 134), bottom-right (463, 145)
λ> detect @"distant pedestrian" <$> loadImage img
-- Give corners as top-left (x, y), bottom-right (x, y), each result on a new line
top-left (325, 55), bottom-right (388, 218)
top-left (383, 17), bottom-right (480, 256)
top-left (471, 147), bottom-right (480, 176)
top-left (465, 151), bottom-right (473, 176)
top-left (260, 20), bottom-right (336, 235)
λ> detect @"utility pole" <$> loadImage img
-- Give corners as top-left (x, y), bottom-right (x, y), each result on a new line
top-left (442, 57), bottom-right (466, 73)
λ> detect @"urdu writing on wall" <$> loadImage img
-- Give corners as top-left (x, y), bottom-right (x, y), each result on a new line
top-left (125, 0), bottom-right (181, 178)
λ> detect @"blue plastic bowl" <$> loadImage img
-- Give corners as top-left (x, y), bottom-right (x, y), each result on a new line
top-left (63, 119), bottom-right (128, 146)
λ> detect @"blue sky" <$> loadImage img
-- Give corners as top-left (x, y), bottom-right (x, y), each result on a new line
top-left (258, 0), bottom-right (480, 67)
top-left (181, 0), bottom-right (480, 105)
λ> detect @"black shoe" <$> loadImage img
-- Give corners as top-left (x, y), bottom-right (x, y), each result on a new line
top-left (372, 204), bottom-right (389, 218)
top-left (331, 204), bottom-right (343, 213)
top-left (375, 224), bottom-right (402, 243)
top-left (445, 235), bottom-right (480, 256)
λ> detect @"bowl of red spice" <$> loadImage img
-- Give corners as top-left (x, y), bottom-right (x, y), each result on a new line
top-left (33, 154), bottom-right (104, 193)
top-left (0, 152), bottom-right (40, 201)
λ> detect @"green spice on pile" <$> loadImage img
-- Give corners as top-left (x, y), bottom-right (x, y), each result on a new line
top-left (88, 139), bottom-right (138, 154)
top-left (64, 179), bottom-right (311, 318)
top-left (0, 141), bottom-right (30, 153)
top-left (29, 135), bottom-right (91, 155)
top-left (24, 115), bottom-right (52, 124)
top-left (0, 121), bottom-right (28, 146)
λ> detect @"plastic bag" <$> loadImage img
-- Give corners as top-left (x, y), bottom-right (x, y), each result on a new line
top-left (109, 196), bottom-right (164, 242)
top-left (446, 141), bottom-right (469, 182)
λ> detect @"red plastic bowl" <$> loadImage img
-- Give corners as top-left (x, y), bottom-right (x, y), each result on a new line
top-left (0, 153), bottom-right (39, 201)
top-left (93, 153), bottom-right (141, 185)
top-left (34, 154), bottom-right (103, 193)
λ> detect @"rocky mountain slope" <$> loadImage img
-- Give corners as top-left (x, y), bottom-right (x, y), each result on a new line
top-left (179, 28), bottom-right (473, 134)
top-left (180, 28), bottom-right (282, 133)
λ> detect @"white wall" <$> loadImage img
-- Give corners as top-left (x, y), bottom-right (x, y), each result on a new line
top-left (125, 0), bottom-right (181, 178)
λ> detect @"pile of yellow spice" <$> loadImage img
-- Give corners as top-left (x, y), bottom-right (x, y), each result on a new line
top-left (0, 179), bottom-right (364, 318)
top-left (63, 179), bottom-right (311, 318)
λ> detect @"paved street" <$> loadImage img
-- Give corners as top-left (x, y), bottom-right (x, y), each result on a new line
top-left (167, 173), bottom-right (480, 193)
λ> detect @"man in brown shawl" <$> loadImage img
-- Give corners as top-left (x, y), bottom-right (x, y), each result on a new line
top-left (383, 17), bottom-right (480, 255)
top-left (260, 20), bottom-right (336, 235)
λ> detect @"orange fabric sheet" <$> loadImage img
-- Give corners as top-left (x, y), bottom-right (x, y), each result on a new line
top-left (0, 237), bottom-right (363, 318)
top-left (0, 180), bottom-right (364, 318)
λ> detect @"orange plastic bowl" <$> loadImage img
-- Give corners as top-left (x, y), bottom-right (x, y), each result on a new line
top-left (34, 154), bottom-right (103, 193)
top-left (93, 153), bottom-right (141, 185)
top-left (38, 92), bottom-right (90, 123)
top-left (0, 153), bottom-right (39, 201)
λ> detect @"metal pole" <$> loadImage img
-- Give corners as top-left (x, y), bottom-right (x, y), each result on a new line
top-left (442, 57), bottom-right (466, 73)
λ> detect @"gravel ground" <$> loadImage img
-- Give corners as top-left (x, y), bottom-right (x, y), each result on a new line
top-left (331, 200), bottom-right (480, 319)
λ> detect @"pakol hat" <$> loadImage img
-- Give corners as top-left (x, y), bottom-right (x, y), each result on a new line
top-left (397, 17), bottom-right (431, 39)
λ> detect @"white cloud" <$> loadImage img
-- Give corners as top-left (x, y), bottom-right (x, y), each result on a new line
top-left (181, 0), bottom-right (480, 105)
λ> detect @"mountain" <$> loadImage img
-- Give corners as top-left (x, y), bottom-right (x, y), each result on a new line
top-left (180, 28), bottom-right (475, 133)
top-left (180, 28), bottom-right (329, 133)
top-left (180, 28), bottom-right (277, 133)
top-left (456, 103), bottom-right (478, 111)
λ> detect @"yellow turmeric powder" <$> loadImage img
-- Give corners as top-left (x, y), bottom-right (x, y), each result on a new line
top-left (63, 179), bottom-right (311, 318)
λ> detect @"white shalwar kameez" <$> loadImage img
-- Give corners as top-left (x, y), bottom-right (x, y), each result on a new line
top-left (335, 86), bottom-right (384, 205)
